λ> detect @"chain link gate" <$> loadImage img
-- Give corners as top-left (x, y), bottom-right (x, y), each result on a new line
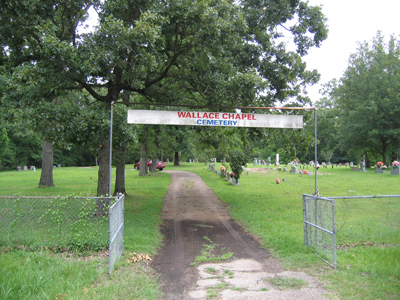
top-left (109, 193), bottom-right (124, 275)
top-left (303, 194), bottom-right (337, 268)
top-left (303, 194), bottom-right (400, 269)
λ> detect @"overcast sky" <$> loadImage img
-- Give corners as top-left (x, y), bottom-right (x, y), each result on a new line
top-left (303, 0), bottom-right (400, 104)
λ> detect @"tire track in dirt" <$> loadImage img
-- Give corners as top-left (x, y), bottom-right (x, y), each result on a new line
top-left (152, 170), bottom-right (332, 300)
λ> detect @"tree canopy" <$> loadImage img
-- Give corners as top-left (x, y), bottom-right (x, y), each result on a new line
top-left (1, 0), bottom-right (328, 193)
top-left (2, 0), bottom-right (327, 106)
top-left (333, 32), bottom-right (400, 165)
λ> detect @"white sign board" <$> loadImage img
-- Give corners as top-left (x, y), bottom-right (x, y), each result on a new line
top-left (127, 110), bottom-right (303, 129)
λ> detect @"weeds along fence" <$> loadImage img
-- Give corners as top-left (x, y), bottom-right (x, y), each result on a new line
top-left (0, 194), bottom-right (124, 259)
top-left (303, 194), bottom-right (400, 268)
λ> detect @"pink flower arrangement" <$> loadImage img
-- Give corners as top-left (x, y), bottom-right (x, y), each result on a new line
top-left (392, 161), bottom-right (400, 168)
top-left (376, 161), bottom-right (384, 167)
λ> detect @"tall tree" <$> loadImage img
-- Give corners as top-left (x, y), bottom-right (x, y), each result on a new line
top-left (333, 32), bottom-right (400, 165)
top-left (1, 0), bottom-right (327, 194)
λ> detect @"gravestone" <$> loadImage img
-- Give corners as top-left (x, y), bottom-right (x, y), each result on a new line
top-left (290, 166), bottom-right (298, 174)
top-left (299, 170), bottom-right (304, 175)
top-left (23, 166), bottom-right (28, 171)
top-left (226, 172), bottom-right (231, 181)
top-left (283, 167), bottom-right (288, 172)
top-left (359, 162), bottom-right (366, 172)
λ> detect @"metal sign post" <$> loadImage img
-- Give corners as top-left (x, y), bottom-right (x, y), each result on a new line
top-left (109, 101), bottom-right (114, 197)
top-left (314, 109), bottom-right (318, 196)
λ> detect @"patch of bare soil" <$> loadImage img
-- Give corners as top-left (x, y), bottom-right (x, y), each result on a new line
top-left (152, 170), bottom-right (332, 300)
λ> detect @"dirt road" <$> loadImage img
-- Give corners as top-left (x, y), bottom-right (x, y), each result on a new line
top-left (152, 171), bottom-right (332, 300)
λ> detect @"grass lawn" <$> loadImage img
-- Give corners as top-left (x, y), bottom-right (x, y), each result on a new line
top-left (1, 163), bottom-right (399, 299)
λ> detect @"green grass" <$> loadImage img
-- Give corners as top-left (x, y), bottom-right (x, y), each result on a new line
top-left (266, 276), bottom-right (308, 290)
top-left (0, 165), bottom-right (167, 299)
top-left (1, 162), bottom-right (400, 299)
top-left (191, 235), bottom-right (234, 266)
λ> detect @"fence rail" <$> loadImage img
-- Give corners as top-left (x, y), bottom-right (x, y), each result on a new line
top-left (303, 194), bottom-right (400, 268)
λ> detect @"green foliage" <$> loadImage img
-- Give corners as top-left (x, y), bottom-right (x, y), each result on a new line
top-left (0, 121), bottom-right (96, 170)
top-left (229, 150), bottom-right (250, 178)
top-left (1, 0), bottom-right (329, 193)
top-left (0, 126), bottom-right (9, 164)
top-left (1, 124), bottom-right (42, 169)
top-left (331, 32), bottom-right (400, 164)
top-left (1, 0), bottom-right (328, 108)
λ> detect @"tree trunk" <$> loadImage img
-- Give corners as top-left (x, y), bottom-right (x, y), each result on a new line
top-left (365, 152), bottom-right (370, 168)
top-left (139, 142), bottom-right (148, 176)
top-left (174, 151), bottom-right (180, 166)
top-left (39, 140), bottom-right (55, 187)
top-left (97, 137), bottom-right (110, 196)
top-left (150, 155), bottom-right (157, 172)
top-left (113, 146), bottom-right (126, 196)
top-left (391, 151), bottom-right (397, 163)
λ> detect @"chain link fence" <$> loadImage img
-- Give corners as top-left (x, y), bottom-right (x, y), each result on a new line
top-left (0, 195), bottom-right (114, 251)
top-left (303, 194), bottom-right (400, 268)
top-left (1, 194), bottom-right (125, 274)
